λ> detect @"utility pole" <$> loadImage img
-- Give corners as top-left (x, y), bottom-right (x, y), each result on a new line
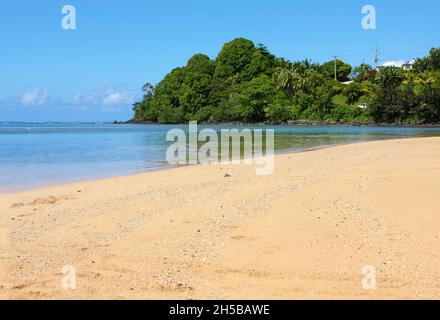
top-left (332, 55), bottom-right (338, 81)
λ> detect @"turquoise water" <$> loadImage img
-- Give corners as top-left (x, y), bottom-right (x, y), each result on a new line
top-left (2, 122), bottom-right (440, 191)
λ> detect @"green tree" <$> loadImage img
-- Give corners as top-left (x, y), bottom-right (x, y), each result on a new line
top-left (273, 66), bottom-right (298, 95)
top-left (343, 82), bottom-right (364, 105)
top-left (240, 48), bottom-right (275, 81)
top-left (413, 57), bottom-right (431, 73)
top-left (263, 91), bottom-right (294, 123)
top-left (351, 63), bottom-right (373, 82)
top-left (217, 75), bottom-right (276, 122)
top-left (214, 38), bottom-right (257, 82)
top-left (375, 67), bottom-right (403, 88)
top-left (132, 38), bottom-right (440, 125)
top-left (179, 54), bottom-right (215, 118)
top-left (322, 59), bottom-right (352, 82)
top-left (370, 67), bottom-right (405, 122)
top-left (411, 47), bottom-right (440, 72)
top-left (428, 47), bottom-right (440, 70)
top-left (273, 62), bottom-right (324, 96)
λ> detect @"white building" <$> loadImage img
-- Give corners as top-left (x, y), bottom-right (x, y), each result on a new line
top-left (402, 60), bottom-right (416, 71)
top-left (380, 59), bottom-right (415, 71)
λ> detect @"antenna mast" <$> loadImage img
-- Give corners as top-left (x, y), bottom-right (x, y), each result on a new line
top-left (374, 47), bottom-right (380, 69)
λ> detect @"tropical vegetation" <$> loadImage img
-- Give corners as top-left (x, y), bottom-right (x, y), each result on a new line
top-left (133, 38), bottom-right (440, 124)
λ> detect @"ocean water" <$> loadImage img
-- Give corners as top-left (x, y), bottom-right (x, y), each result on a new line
top-left (1, 122), bottom-right (440, 191)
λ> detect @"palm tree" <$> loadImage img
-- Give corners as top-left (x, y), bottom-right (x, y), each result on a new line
top-left (273, 63), bottom-right (323, 96)
top-left (375, 67), bottom-right (403, 88)
top-left (273, 67), bottom-right (297, 95)
top-left (403, 71), bottom-right (418, 88)
top-left (352, 63), bottom-right (373, 82)
top-left (416, 72), bottom-right (436, 87)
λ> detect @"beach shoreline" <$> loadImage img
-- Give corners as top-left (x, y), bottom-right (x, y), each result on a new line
top-left (0, 139), bottom-right (355, 194)
top-left (0, 135), bottom-right (429, 195)
top-left (2, 137), bottom-right (440, 299)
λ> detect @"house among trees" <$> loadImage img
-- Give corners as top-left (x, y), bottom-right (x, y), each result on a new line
top-left (379, 60), bottom-right (415, 71)
top-left (402, 60), bottom-right (415, 71)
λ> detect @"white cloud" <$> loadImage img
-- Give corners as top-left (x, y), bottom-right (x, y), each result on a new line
top-left (21, 88), bottom-right (49, 106)
top-left (73, 85), bottom-right (138, 112)
top-left (102, 91), bottom-right (134, 106)
top-left (2, 84), bottom-right (140, 114)
top-left (382, 60), bottom-right (407, 68)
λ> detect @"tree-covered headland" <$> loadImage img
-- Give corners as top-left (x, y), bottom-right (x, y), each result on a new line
top-left (133, 38), bottom-right (440, 124)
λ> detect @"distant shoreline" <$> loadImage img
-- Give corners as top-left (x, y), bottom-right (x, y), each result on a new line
top-left (114, 119), bottom-right (440, 128)
top-left (2, 120), bottom-right (440, 128)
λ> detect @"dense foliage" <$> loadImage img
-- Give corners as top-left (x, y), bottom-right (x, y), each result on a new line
top-left (133, 38), bottom-right (440, 124)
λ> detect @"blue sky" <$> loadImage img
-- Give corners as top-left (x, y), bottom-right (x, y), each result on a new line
top-left (0, 0), bottom-right (439, 122)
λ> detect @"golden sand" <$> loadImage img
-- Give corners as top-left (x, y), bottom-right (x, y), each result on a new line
top-left (1, 137), bottom-right (440, 299)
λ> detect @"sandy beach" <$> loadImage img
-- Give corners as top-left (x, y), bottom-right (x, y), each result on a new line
top-left (1, 137), bottom-right (440, 299)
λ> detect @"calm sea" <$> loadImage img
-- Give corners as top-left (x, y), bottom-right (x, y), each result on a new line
top-left (1, 122), bottom-right (440, 191)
